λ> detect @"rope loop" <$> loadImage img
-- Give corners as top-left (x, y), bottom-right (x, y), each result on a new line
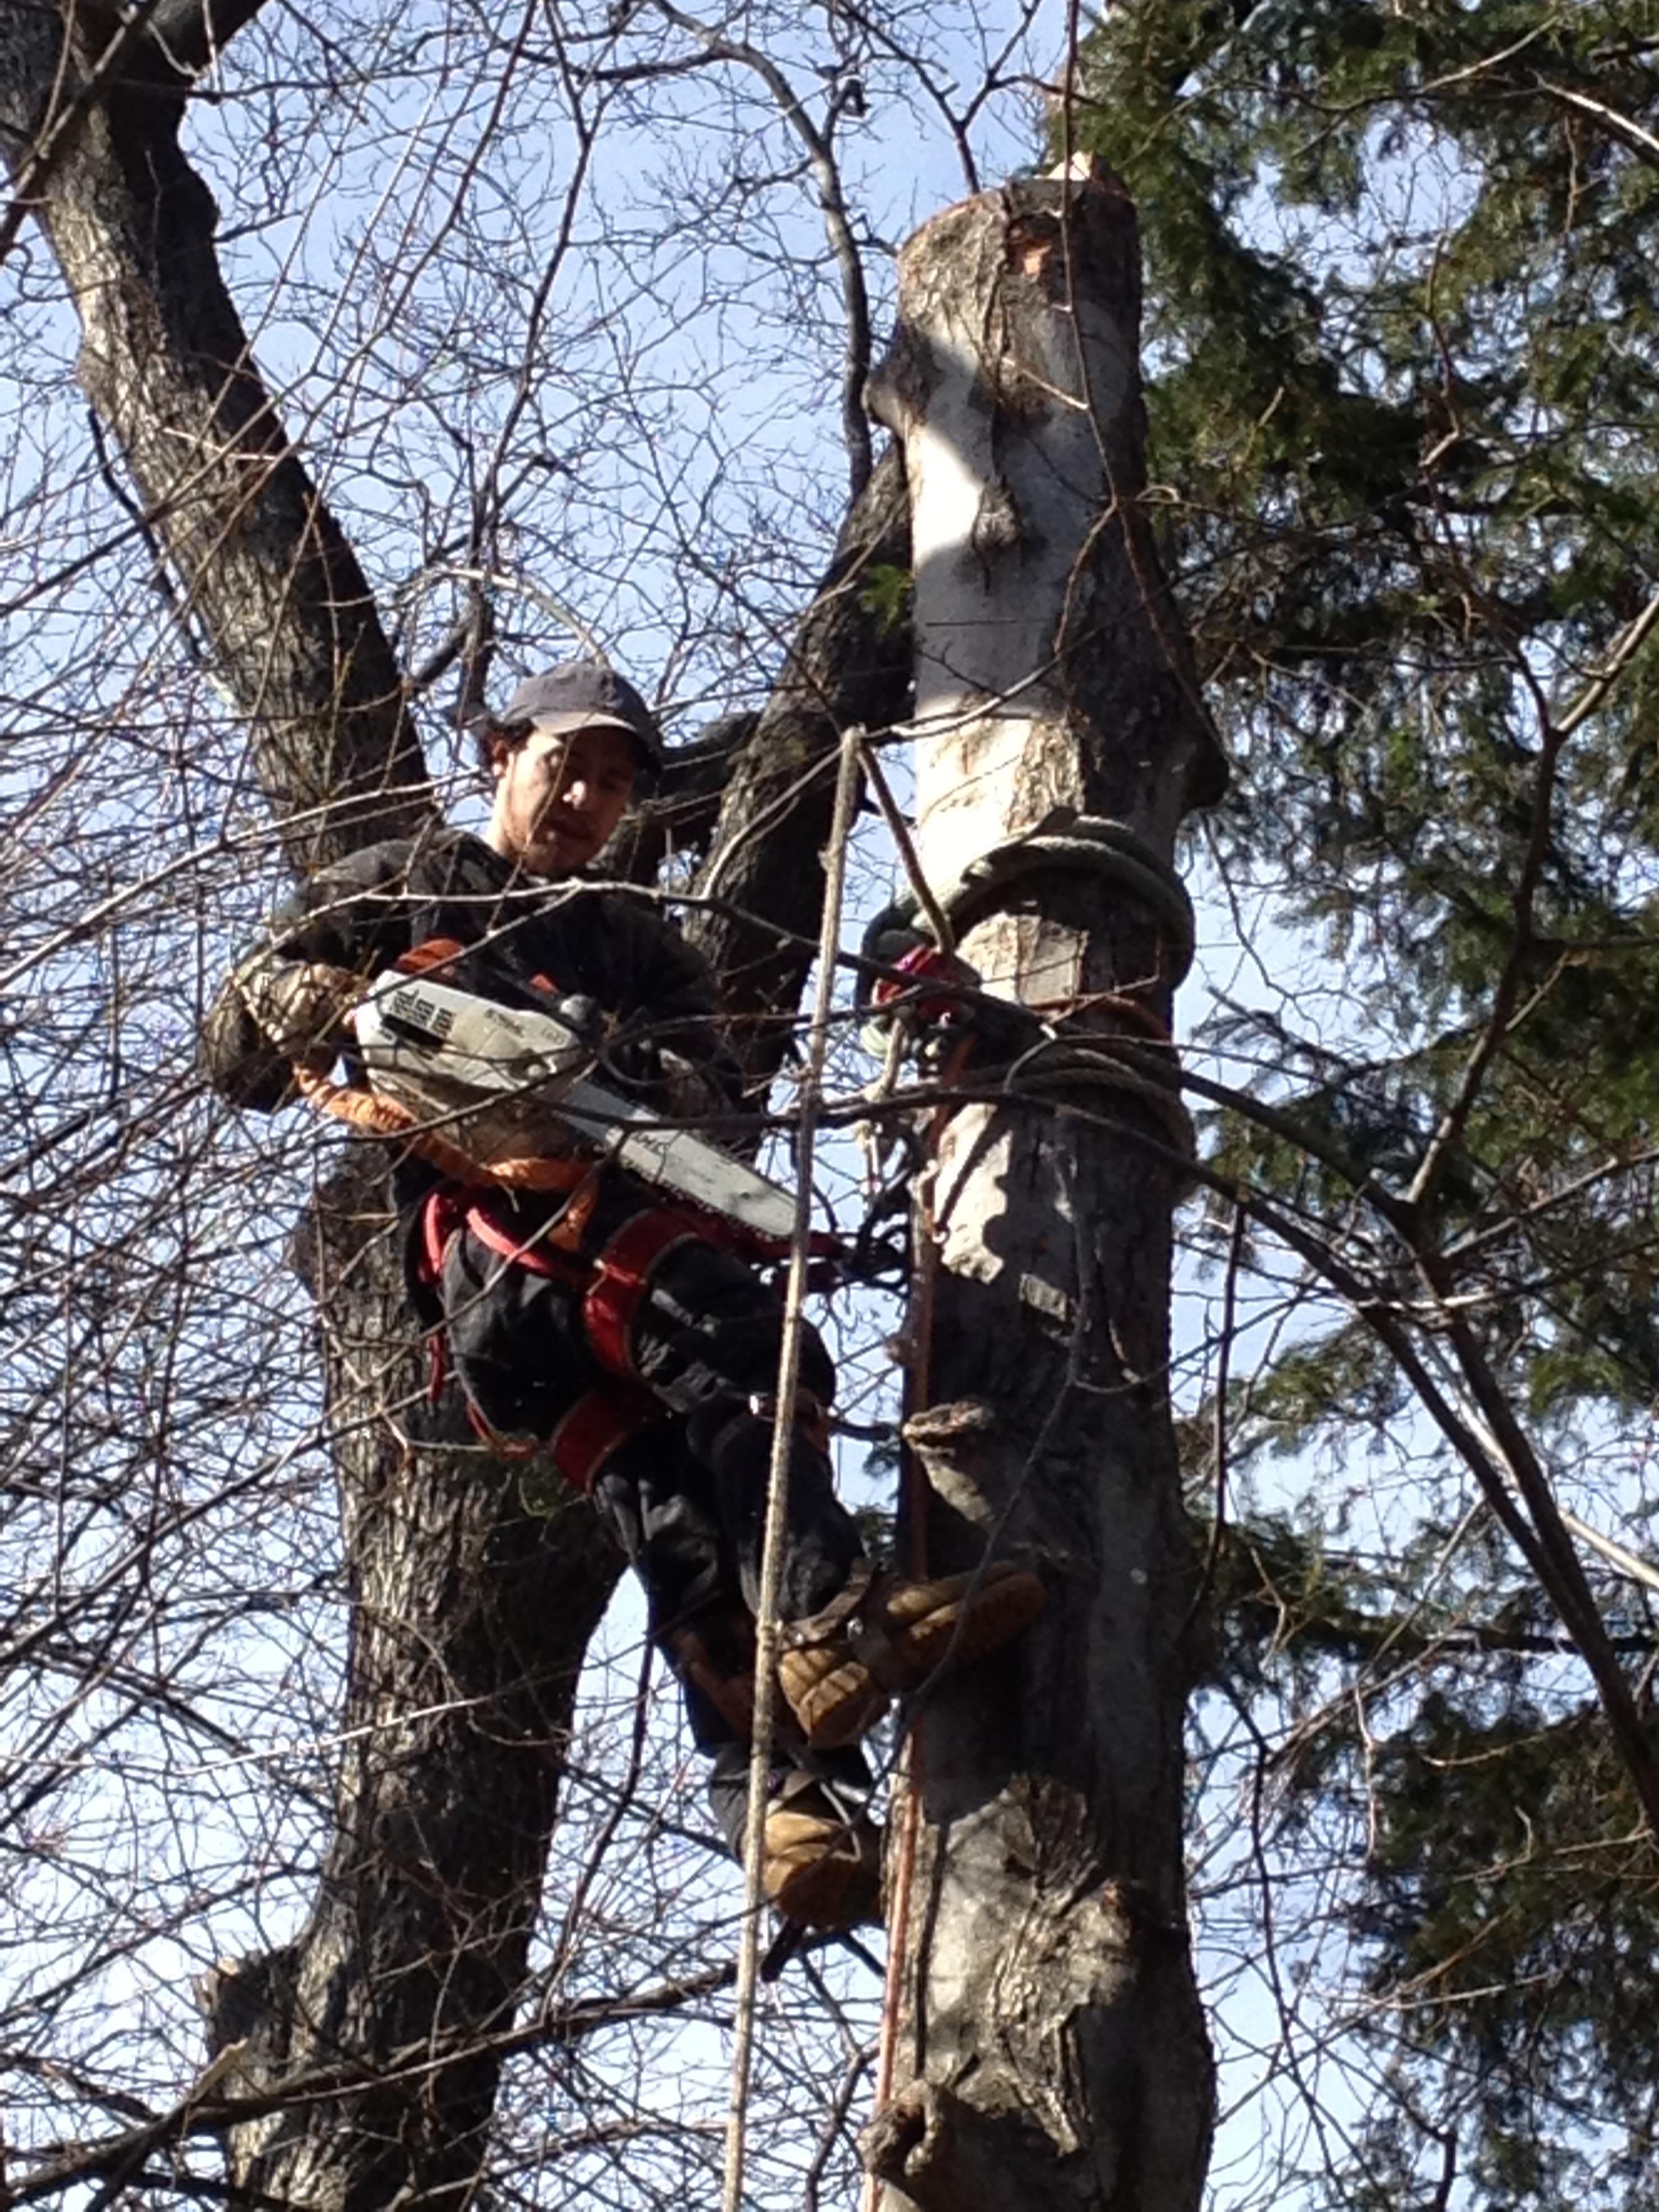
top-left (1002, 1033), bottom-right (1198, 1170)
top-left (861, 808), bottom-right (1195, 987)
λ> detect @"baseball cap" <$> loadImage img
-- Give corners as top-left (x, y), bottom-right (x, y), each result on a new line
top-left (500, 661), bottom-right (663, 774)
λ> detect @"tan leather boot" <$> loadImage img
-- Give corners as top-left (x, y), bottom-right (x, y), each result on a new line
top-left (778, 1559), bottom-right (1045, 1750)
top-left (762, 1772), bottom-right (883, 1929)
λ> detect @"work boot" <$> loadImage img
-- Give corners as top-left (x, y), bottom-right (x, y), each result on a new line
top-left (762, 1771), bottom-right (883, 1930)
top-left (778, 1559), bottom-right (1045, 1750)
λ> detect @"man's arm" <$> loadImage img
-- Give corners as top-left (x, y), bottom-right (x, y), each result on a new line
top-left (201, 840), bottom-right (416, 1110)
top-left (601, 895), bottom-right (746, 1121)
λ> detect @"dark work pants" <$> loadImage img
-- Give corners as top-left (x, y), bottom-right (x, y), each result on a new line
top-left (434, 1180), bottom-right (873, 1828)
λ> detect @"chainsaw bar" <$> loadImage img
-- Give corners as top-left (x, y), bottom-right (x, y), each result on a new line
top-left (352, 972), bottom-right (800, 1244)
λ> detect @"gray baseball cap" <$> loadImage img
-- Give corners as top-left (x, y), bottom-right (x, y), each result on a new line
top-left (500, 661), bottom-right (663, 773)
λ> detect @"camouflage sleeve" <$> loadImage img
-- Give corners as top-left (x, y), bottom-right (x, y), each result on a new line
top-left (199, 840), bottom-right (416, 1111)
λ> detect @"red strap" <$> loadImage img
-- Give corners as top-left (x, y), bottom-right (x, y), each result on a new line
top-left (463, 1400), bottom-right (541, 1461)
top-left (395, 937), bottom-right (468, 976)
top-left (421, 1184), bottom-right (668, 1490)
top-left (426, 1330), bottom-right (449, 1407)
top-left (419, 1187), bottom-right (466, 1283)
top-left (548, 1387), bottom-right (665, 1494)
top-left (462, 1389), bottom-right (657, 1493)
top-left (583, 1208), bottom-right (701, 1379)
top-left (464, 1197), bottom-right (590, 1285)
top-left (872, 942), bottom-right (974, 1020)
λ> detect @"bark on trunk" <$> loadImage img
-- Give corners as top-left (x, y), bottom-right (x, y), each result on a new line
top-left (0, 0), bottom-right (429, 869)
top-left (198, 1160), bottom-right (621, 2209)
top-left (861, 163), bottom-right (1225, 2212)
top-left (3, 10), bottom-right (621, 2197)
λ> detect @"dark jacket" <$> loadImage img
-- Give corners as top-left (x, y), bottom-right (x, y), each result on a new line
top-left (202, 825), bottom-right (738, 1122)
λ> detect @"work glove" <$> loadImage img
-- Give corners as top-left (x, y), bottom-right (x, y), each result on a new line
top-left (653, 1047), bottom-right (731, 1122)
top-left (550, 992), bottom-right (604, 1044)
top-left (236, 958), bottom-right (363, 1068)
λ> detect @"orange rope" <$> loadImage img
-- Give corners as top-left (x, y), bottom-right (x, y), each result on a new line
top-left (292, 1063), bottom-right (603, 1214)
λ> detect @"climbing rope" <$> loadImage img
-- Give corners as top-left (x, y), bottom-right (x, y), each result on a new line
top-left (859, 811), bottom-right (1200, 1164)
top-left (720, 722), bottom-right (865, 2212)
top-left (859, 1027), bottom-right (970, 2212)
top-left (1003, 1029), bottom-right (1197, 1166)
top-left (865, 809), bottom-right (1197, 986)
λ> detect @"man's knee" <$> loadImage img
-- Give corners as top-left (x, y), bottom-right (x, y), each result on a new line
top-left (633, 1239), bottom-right (838, 1407)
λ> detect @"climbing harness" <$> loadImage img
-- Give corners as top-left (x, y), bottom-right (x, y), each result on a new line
top-left (293, 924), bottom-right (914, 1538)
top-left (411, 1179), bottom-right (691, 1493)
top-left (297, 931), bottom-right (891, 1509)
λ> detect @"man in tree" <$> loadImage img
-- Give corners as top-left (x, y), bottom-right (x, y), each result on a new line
top-left (203, 657), bottom-right (1042, 1930)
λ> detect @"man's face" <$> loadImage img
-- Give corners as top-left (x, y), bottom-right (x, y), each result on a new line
top-left (487, 722), bottom-right (638, 876)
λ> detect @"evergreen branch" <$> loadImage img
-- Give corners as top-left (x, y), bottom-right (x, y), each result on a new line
top-left (1023, 1085), bottom-right (1659, 1838)
top-left (1405, 659), bottom-right (1566, 1215)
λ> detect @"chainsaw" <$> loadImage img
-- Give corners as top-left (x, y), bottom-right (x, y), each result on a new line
top-left (350, 970), bottom-right (801, 1244)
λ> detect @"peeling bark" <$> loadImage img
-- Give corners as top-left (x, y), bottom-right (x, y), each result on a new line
top-left (863, 164), bottom-right (1224, 2212)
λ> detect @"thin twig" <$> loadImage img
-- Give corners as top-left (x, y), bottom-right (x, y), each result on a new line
top-left (645, 0), bottom-right (874, 499)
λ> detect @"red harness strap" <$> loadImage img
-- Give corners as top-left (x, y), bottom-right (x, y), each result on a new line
top-left (460, 1193), bottom-right (592, 1284)
top-left (457, 1384), bottom-right (664, 1493)
top-left (546, 1386), bottom-right (665, 1493)
top-left (582, 1208), bottom-right (702, 1380)
top-left (416, 1185), bottom-right (588, 1414)
top-left (395, 935), bottom-right (468, 976)
top-left (422, 1187), bottom-right (457, 1281)
top-left (418, 1188), bottom-right (465, 1404)
top-left (417, 1186), bottom-right (680, 1493)
top-left (421, 1187), bottom-right (590, 1287)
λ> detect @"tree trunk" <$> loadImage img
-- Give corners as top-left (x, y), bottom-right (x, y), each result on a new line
top-left (196, 1159), bottom-right (622, 2209)
top-left (0, 0), bottom-right (429, 870)
top-left (190, 499), bottom-right (922, 2203)
top-left (861, 163), bottom-right (1225, 2212)
top-left (3, 15), bottom-right (612, 2194)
